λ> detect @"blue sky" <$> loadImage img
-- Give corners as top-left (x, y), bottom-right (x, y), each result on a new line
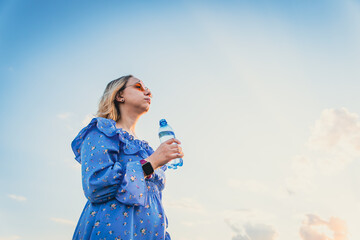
top-left (1, 0), bottom-right (360, 239)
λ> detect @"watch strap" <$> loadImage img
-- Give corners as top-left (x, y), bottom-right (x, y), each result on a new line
top-left (141, 159), bottom-right (154, 178)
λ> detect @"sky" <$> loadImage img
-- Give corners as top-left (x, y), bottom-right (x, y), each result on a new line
top-left (1, 0), bottom-right (360, 239)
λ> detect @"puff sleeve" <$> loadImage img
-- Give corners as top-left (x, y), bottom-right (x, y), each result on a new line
top-left (79, 127), bottom-right (147, 206)
top-left (148, 165), bottom-right (167, 193)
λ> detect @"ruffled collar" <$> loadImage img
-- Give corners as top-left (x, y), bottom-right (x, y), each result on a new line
top-left (71, 117), bottom-right (154, 163)
top-left (95, 117), bottom-right (151, 148)
top-left (116, 127), bottom-right (150, 148)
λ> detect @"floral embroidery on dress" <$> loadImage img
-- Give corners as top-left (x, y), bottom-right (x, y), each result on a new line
top-left (71, 117), bottom-right (170, 240)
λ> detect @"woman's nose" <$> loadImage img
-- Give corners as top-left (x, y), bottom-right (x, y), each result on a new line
top-left (145, 88), bottom-right (152, 98)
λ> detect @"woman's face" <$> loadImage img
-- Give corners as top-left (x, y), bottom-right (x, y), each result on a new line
top-left (118, 77), bottom-right (152, 113)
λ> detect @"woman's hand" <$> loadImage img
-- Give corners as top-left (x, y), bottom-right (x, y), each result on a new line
top-left (146, 138), bottom-right (184, 170)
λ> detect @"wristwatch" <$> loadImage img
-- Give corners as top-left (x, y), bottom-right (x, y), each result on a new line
top-left (140, 159), bottom-right (154, 177)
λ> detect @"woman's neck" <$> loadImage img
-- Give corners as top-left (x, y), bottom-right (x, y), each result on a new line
top-left (115, 115), bottom-right (139, 138)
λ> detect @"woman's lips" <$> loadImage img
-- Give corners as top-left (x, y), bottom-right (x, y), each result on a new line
top-left (145, 98), bottom-right (151, 103)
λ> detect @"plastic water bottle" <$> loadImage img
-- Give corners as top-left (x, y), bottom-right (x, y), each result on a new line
top-left (158, 119), bottom-right (183, 169)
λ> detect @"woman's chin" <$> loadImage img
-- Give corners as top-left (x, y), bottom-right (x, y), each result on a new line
top-left (142, 104), bottom-right (150, 112)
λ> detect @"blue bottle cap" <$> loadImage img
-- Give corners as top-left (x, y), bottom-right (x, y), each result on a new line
top-left (159, 119), bottom-right (167, 127)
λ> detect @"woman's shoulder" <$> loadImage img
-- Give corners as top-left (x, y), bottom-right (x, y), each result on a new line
top-left (71, 117), bottom-right (120, 162)
top-left (72, 117), bottom-right (118, 141)
top-left (71, 116), bottom-right (155, 163)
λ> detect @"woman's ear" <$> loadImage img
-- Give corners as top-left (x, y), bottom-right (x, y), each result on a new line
top-left (115, 92), bottom-right (123, 102)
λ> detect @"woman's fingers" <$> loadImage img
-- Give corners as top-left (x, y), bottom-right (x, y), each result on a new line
top-left (171, 152), bottom-right (184, 159)
top-left (164, 138), bottom-right (181, 145)
top-left (156, 138), bottom-right (184, 163)
top-left (169, 144), bottom-right (181, 150)
top-left (169, 144), bottom-right (182, 153)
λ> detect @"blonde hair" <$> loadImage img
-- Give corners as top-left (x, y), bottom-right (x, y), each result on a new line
top-left (95, 75), bottom-right (133, 122)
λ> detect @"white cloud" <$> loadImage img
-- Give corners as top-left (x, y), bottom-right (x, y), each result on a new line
top-left (50, 217), bottom-right (76, 226)
top-left (56, 112), bottom-right (76, 131)
top-left (227, 178), bottom-right (290, 200)
top-left (180, 219), bottom-right (214, 227)
top-left (224, 209), bottom-right (279, 240)
top-left (285, 155), bottom-right (316, 194)
top-left (286, 108), bottom-right (360, 194)
top-left (225, 219), bottom-right (278, 240)
top-left (63, 158), bottom-right (81, 170)
top-left (57, 112), bottom-right (73, 120)
top-left (227, 179), bottom-right (269, 195)
top-left (300, 214), bottom-right (348, 240)
top-left (307, 108), bottom-right (360, 156)
top-left (57, 112), bottom-right (95, 131)
top-left (0, 236), bottom-right (21, 240)
top-left (176, 238), bottom-right (209, 240)
top-left (163, 197), bottom-right (205, 213)
top-left (306, 108), bottom-right (360, 175)
top-left (308, 108), bottom-right (355, 148)
top-left (7, 194), bottom-right (27, 202)
top-left (222, 208), bottom-right (277, 223)
top-left (81, 114), bottom-right (95, 127)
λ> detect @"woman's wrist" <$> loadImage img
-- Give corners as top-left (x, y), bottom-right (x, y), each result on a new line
top-left (145, 156), bottom-right (159, 170)
top-left (141, 158), bottom-right (155, 178)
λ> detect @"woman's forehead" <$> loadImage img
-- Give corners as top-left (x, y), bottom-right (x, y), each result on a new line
top-left (128, 77), bottom-right (142, 84)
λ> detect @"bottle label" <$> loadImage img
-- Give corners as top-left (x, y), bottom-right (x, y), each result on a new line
top-left (159, 131), bottom-right (175, 138)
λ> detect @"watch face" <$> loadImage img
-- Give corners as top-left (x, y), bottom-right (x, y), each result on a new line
top-left (142, 162), bottom-right (154, 175)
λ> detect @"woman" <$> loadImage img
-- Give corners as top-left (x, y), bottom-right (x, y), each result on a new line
top-left (71, 75), bottom-right (184, 239)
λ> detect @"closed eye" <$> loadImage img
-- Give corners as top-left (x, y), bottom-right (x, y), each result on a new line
top-left (134, 83), bottom-right (143, 89)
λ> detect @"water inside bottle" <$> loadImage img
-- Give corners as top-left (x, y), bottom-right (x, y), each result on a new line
top-left (158, 119), bottom-right (183, 169)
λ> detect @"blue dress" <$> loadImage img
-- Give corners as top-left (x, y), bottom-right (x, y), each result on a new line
top-left (71, 117), bottom-right (171, 240)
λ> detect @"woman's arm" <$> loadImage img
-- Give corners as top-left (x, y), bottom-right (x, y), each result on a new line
top-left (81, 128), bottom-right (147, 206)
